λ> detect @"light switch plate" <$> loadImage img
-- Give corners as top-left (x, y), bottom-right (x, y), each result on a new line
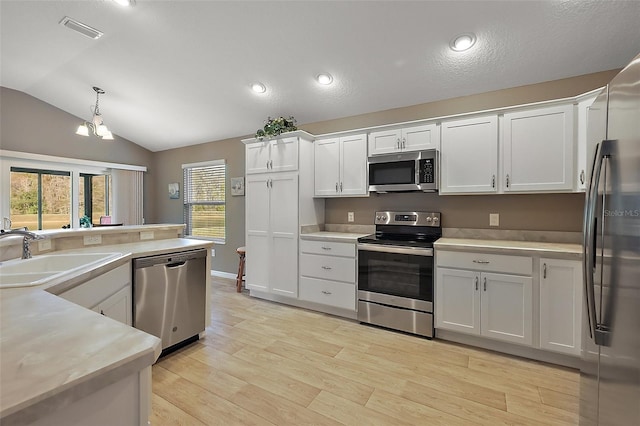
top-left (348, 212), bottom-right (355, 222)
top-left (489, 213), bottom-right (500, 227)
top-left (83, 235), bottom-right (102, 245)
top-left (38, 239), bottom-right (52, 251)
top-left (140, 231), bottom-right (154, 240)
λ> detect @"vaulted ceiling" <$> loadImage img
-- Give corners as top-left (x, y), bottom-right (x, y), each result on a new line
top-left (2, 1), bottom-right (639, 152)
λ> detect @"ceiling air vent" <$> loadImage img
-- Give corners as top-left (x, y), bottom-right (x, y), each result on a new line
top-left (59, 16), bottom-right (103, 40)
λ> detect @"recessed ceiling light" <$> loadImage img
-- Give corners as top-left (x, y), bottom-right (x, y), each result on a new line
top-left (113, 0), bottom-right (135, 6)
top-left (450, 33), bottom-right (477, 52)
top-left (316, 73), bottom-right (333, 85)
top-left (251, 83), bottom-right (266, 93)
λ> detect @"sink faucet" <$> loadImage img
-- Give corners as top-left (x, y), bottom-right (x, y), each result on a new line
top-left (0, 227), bottom-right (45, 259)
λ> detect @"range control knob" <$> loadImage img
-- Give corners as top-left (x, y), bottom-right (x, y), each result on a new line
top-left (433, 216), bottom-right (439, 223)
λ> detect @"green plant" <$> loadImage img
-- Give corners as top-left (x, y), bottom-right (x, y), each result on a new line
top-left (255, 116), bottom-right (297, 140)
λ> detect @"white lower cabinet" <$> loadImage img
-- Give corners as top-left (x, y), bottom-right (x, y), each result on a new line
top-left (58, 263), bottom-right (132, 326)
top-left (539, 258), bottom-right (583, 355)
top-left (298, 239), bottom-right (356, 311)
top-left (436, 251), bottom-right (533, 346)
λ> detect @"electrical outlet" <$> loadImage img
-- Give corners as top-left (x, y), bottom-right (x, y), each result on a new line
top-left (211, 248), bottom-right (215, 257)
top-left (38, 239), bottom-right (52, 252)
top-left (489, 213), bottom-right (500, 227)
top-left (140, 231), bottom-right (154, 240)
top-left (83, 234), bottom-right (102, 245)
top-left (348, 212), bottom-right (355, 222)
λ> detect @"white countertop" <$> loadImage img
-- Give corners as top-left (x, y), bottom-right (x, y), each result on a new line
top-left (435, 238), bottom-right (583, 259)
top-left (300, 231), bottom-right (371, 242)
top-left (0, 237), bottom-right (213, 424)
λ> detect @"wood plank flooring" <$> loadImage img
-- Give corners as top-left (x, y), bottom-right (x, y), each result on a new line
top-left (151, 277), bottom-right (579, 425)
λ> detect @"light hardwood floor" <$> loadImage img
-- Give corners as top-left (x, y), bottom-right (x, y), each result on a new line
top-left (151, 277), bottom-right (579, 425)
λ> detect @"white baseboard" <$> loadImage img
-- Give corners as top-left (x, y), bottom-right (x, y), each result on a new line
top-left (211, 270), bottom-right (237, 280)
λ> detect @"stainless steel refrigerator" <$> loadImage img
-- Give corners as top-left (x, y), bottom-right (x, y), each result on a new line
top-left (581, 52), bottom-right (640, 425)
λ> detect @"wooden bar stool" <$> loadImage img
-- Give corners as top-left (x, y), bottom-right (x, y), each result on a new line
top-left (236, 246), bottom-right (246, 292)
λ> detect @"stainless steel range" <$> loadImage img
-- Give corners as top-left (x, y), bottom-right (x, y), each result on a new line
top-left (357, 211), bottom-right (441, 338)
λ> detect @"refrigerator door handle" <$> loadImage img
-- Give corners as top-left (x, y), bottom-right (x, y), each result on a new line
top-left (583, 141), bottom-right (603, 341)
top-left (583, 140), bottom-right (615, 346)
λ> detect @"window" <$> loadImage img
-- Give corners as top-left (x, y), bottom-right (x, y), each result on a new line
top-left (79, 173), bottom-right (112, 225)
top-left (2, 151), bottom-right (145, 229)
top-left (183, 160), bottom-right (226, 242)
top-left (10, 167), bottom-right (71, 230)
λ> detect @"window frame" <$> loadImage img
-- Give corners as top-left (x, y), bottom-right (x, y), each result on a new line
top-left (1, 150), bottom-right (145, 230)
top-left (182, 159), bottom-right (226, 244)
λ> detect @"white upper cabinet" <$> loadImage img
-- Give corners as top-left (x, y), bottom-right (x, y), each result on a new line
top-left (577, 88), bottom-right (606, 191)
top-left (440, 115), bottom-right (498, 194)
top-left (315, 134), bottom-right (368, 197)
top-left (502, 104), bottom-right (575, 192)
top-left (368, 123), bottom-right (439, 156)
top-left (246, 136), bottom-right (299, 174)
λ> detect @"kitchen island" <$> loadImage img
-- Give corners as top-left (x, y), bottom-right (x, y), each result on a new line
top-left (0, 233), bottom-right (213, 426)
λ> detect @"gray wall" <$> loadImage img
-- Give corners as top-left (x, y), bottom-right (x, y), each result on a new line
top-left (1, 68), bottom-right (619, 274)
top-left (0, 87), bottom-right (155, 222)
top-left (152, 138), bottom-right (246, 274)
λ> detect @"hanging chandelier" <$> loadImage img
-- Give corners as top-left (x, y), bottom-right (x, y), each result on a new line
top-left (76, 86), bottom-right (114, 140)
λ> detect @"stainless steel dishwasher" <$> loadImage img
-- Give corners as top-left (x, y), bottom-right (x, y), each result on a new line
top-left (133, 249), bottom-right (207, 353)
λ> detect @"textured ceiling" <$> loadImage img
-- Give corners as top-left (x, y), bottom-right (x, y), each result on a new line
top-left (1, 1), bottom-right (639, 152)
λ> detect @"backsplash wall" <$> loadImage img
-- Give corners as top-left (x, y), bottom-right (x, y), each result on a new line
top-left (326, 192), bottom-right (585, 232)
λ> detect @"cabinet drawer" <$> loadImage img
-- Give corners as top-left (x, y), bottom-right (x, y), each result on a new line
top-left (436, 251), bottom-right (532, 275)
top-left (300, 253), bottom-right (355, 283)
top-left (300, 240), bottom-right (355, 257)
top-left (58, 263), bottom-right (131, 309)
top-left (299, 276), bottom-right (356, 310)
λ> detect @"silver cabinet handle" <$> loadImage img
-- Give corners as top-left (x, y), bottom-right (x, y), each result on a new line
top-left (321, 290), bottom-right (332, 295)
top-left (266, 160), bottom-right (269, 169)
top-left (269, 160), bottom-right (273, 169)
top-left (321, 266), bottom-right (332, 270)
top-left (321, 246), bottom-right (332, 251)
top-left (266, 180), bottom-right (269, 188)
top-left (580, 169), bottom-right (585, 185)
top-left (492, 175), bottom-right (495, 188)
top-left (475, 276), bottom-right (478, 291)
top-left (473, 260), bottom-right (490, 264)
top-left (506, 174), bottom-right (510, 188)
top-left (483, 277), bottom-right (487, 291)
top-left (340, 182), bottom-right (343, 192)
top-left (335, 182), bottom-right (338, 193)
top-left (402, 137), bottom-right (406, 149)
top-left (543, 263), bottom-right (547, 279)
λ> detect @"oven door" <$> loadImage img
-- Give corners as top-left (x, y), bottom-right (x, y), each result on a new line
top-left (357, 243), bottom-right (433, 312)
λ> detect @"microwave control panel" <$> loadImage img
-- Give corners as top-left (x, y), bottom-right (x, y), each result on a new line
top-left (419, 158), bottom-right (435, 184)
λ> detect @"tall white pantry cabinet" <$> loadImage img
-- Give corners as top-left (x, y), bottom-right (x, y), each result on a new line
top-left (243, 131), bottom-right (324, 299)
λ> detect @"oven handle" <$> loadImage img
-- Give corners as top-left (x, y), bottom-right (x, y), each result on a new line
top-left (357, 243), bottom-right (433, 257)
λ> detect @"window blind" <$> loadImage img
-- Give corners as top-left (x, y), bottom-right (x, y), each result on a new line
top-left (183, 159), bottom-right (226, 241)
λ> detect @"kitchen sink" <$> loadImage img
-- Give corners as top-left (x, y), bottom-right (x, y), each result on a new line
top-left (0, 252), bottom-right (122, 288)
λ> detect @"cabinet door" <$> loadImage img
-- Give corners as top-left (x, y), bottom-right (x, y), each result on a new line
top-left (314, 137), bottom-right (340, 196)
top-left (481, 272), bottom-right (533, 346)
top-left (582, 89), bottom-right (608, 191)
top-left (576, 93), bottom-right (599, 191)
top-left (402, 123), bottom-right (439, 152)
top-left (270, 137), bottom-right (299, 172)
top-left (503, 104), bottom-right (574, 192)
top-left (368, 129), bottom-right (401, 156)
top-left (245, 175), bottom-right (270, 291)
top-left (339, 134), bottom-right (368, 195)
top-left (269, 173), bottom-right (299, 297)
top-left (93, 286), bottom-right (132, 326)
top-left (539, 258), bottom-right (583, 355)
top-left (246, 141), bottom-right (271, 174)
top-left (435, 268), bottom-right (480, 335)
top-left (440, 115), bottom-right (498, 194)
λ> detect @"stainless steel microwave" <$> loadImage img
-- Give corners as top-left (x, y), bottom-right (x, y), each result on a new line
top-left (368, 149), bottom-right (438, 193)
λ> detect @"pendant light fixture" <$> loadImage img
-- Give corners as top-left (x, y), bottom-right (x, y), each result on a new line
top-left (76, 86), bottom-right (114, 140)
